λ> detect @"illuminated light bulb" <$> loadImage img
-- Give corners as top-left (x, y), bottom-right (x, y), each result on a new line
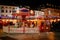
top-left (2, 20), bottom-right (5, 21)
top-left (10, 20), bottom-right (12, 21)
top-left (30, 10), bottom-right (34, 14)
top-left (16, 10), bottom-right (19, 13)
top-left (6, 20), bottom-right (9, 21)
top-left (54, 19), bottom-right (56, 22)
top-left (58, 19), bottom-right (60, 21)
top-left (27, 20), bottom-right (29, 21)
top-left (14, 20), bottom-right (17, 22)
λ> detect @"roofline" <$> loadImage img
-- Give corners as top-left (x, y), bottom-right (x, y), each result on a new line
top-left (0, 5), bottom-right (19, 7)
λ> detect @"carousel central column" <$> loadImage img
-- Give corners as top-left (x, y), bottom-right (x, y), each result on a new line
top-left (22, 15), bottom-right (26, 33)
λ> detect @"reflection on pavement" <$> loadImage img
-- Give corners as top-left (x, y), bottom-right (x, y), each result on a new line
top-left (47, 32), bottom-right (55, 40)
top-left (0, 32), bottom-right (59, 40)
top-left (5, 32), bottom-right (55, 40)
top-left (0, 29), bottom-right (3, 37)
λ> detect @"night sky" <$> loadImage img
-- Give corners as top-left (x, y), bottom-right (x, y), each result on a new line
top-left (0, 0), bottom-right (60, 10)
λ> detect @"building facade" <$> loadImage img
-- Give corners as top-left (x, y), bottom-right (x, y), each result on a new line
top-left (41, 8), bottom-right (60, 18)
top-left (0, 5), bottom-right (19, 16)
top-left (34, 10), bottom-right (44, 18)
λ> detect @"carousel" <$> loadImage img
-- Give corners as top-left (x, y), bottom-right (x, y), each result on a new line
top-left (3, 8), bottom-right (39, 33)
top-left (2, 8), bottom-right (60, 33)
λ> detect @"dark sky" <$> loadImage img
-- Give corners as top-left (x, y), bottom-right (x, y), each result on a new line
top-left (0, 0), bottom-right (60, 10)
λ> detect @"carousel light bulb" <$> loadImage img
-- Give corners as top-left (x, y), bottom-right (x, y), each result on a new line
top-left (2, 20), bottom-right (5, 22)
top-left (30, 10), bottom-right (33, 14)
top-left (6, 20), bottom-right (9, 21)
top-left (16, 10), bottom-right (19, 13)
top-left (58, 19), bottom-right (60, 21)
top-left (10, 20), bottom-right (12, 21)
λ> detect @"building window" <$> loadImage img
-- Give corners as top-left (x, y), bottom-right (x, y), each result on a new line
top-left (1, 10), bottom-right (4, 13)
top-left (12, 10), bottom-right (16, 13)
top-left (9, 10), bottom-right (11, 13)
top-left (15, 8), bottom-right (17, 9)
top-left (6, 10), bottom-right (8, 13)
top-left (5, 7), bottom-right (7, 8)
top-left (13, 8), bottom-right (15, 9)
top-left (1, 7), bottom-right (4, 9)
top-left (9, 7), bottom-right (11, 9)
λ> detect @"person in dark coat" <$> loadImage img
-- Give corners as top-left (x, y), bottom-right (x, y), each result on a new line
top-left (0, 20), bottom-right (3, 35)
top-left (0, 20), bottom-right (3, 29)
top-left (39, 22), bottom-right (45, 32)
top-left (51, 21), bottom-right (55, 31)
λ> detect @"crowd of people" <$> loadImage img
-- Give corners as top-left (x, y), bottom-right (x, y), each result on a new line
top-left (38, 19), bottom-right (60, 32)
top-left (50, 20), bottom-right (60, 32)
top-left (39, 20), bottom-right (51, 32)
top-left (0, 19), bottom-right (60, 32)
top-left (1, 20), bottom-right (37, 28)
top-left (16, 21), bottom-right (37, 28)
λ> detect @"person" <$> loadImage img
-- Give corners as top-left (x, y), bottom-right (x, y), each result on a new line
top-left (51, 21), bottom-right (55, 31)
top-left (0, 20), bottom-right (3, 35)
top-left (30, 23), bottom-right (33, 28)
top-left (0, 20), bottom-right (3, 29)
top-left (39, 21), bottom-right (45, 32)
top-left (45, 20), bottom-right (51, 32)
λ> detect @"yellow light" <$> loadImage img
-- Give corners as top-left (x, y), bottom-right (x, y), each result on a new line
top-left (14, 20), bottom-right (17, 22)
top-left (27, 20), bottom-right (29, 21)
top-left (16, 10), bottom-right (19, 13)
top-left (30, 10), bottom-right (34, 14)
top-left (54, 19), bottom-right (56, 22)
top-left (58, 19), bottom-right (60, 21)
top-left (6, 20), bottom-right (9, 21)
top-left (2, 20), bottom-right (5, 22)
top-left (13, 20), bottom-right (17, 23)
top-left (50, 19), bottom-right (54, 23)
top-left (10, 20), bottom-right (12, 21)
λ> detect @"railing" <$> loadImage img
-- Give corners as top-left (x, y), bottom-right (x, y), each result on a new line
top-left (3, 26), bottom-right (39, 33)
